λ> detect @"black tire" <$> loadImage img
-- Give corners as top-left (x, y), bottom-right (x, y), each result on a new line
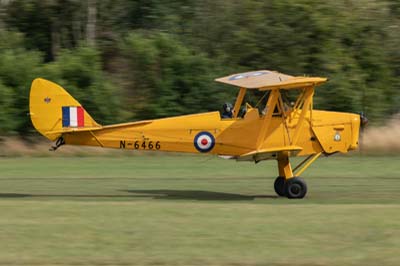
top-left (274, 176), bottom-right (286, 197)
top-left (285, 177), bottom-right (307, 199)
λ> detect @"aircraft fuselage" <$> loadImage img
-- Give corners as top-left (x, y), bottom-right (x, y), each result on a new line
top-left (62, 109), bottom-right (360, 160)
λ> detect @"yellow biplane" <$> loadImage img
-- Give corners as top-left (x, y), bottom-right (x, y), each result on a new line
top-left (29, 70), bottom-right (365, 199)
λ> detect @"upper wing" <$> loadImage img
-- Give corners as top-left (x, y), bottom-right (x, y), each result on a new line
top-left (215, 70), bottom-right (327, 90)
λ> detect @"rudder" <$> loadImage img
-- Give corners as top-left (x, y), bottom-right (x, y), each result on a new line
top-left (29, 78), bottom-right (100, 141)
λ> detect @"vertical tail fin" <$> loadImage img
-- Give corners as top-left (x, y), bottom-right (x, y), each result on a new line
top-left (29, 78), bottom-right (100, 141)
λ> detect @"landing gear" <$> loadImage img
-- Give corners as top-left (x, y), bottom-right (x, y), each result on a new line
top-left (274, 152), bottom-right (321, 199)
top-left (273, 176), bottom-right (286, 196)
top-left (274, 176), bottom-right (307, 199)
top-left (285, 177), bottom-right (307, 199)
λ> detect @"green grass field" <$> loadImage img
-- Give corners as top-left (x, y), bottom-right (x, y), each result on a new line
top-left (0, 154), bottom-right (399, 265)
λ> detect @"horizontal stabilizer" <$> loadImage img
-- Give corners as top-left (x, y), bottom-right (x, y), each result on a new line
top-left (46, 120), bottom-right (153, 135)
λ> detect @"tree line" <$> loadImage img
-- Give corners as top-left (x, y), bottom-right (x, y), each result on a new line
top-left (0, 0), bottom-right (399, 135)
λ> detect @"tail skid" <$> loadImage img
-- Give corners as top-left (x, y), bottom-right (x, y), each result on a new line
top-left (49, 137), bottom-right (65, 151)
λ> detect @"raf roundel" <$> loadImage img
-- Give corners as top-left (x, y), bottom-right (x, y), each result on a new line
top-left (194, 131), bottom-right (215, 153)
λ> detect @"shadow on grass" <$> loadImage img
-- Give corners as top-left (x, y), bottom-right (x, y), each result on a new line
top-left (0, 193), bottom-right (140, 198)
top-left (123, 189), bottom-right (277, 200)
top-left (0, 190), bottom-right (277, 201)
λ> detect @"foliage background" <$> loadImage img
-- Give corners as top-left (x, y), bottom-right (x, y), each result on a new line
top-left (0, 0), bottom-right (399, 135)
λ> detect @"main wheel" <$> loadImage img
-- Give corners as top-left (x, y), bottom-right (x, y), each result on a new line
top-left (285, 177), bottom-right (307, 199)
top-left (273, 176), bottom-right (286, 197)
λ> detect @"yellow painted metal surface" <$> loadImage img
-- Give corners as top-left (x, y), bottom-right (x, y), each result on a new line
top-left (29, 74), bottom-right (360, 168)
top-left (277, 152), bottom-right (294, 179)
top-left (30, 78), bottom-right (100, 141)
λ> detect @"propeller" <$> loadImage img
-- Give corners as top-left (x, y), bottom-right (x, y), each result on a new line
top-left (360, 112), bottom-right (369, 128)
top-left (359, 111), bottom-right (368, 153)
top-left (359, 86), bottom-right (368, 153)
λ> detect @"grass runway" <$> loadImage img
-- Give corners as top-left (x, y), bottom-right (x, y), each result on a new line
top-left (0, 154), bottom-right (399, 265)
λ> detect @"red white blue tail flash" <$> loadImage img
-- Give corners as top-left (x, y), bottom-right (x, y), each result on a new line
top-left (62, 106), bottom-right (85, 127)
top-left (194, 131), bottom-right (215, 152)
